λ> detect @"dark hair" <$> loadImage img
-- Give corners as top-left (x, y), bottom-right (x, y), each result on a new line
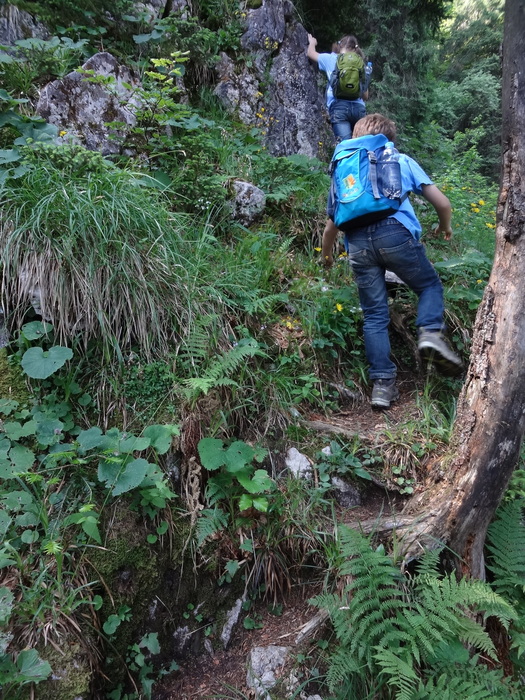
top-left (338, 35), bottom-right (365, 61)
top-left (352, 113), bottom-right (397, 142)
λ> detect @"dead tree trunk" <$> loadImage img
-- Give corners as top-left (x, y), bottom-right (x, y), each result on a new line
top-left (399, 0), bottom-right (525, 578)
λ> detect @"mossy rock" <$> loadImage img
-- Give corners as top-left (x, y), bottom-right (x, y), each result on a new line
top-left (0, 347), bottom-right (29, 404)
top-left (31, 642), bottom-right (93, 700)
top-left (86, 503), bottom-right (246, 694)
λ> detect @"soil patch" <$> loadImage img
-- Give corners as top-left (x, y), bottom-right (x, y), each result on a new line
top-left (155, 583), bottom-right (324, 699)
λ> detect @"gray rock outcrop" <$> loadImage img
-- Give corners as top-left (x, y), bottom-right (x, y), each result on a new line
top-left (214, 0), bottom-right (331, 158)
top-left (230, 180), bottom-right (266, 225)
top-left (36, 52), bottom-right (141, 155)
top-left (0, 4), bottom-right (49, 45)
top-left (247, 645), bottom-right (291, 699)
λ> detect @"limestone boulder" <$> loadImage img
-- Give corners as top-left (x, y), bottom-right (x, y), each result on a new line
top-left (230, 180), bottom-right (266, 226)
top-left (36, 52), bottom-right (141, 155)
top-left (0, 4), bottom-right (49, 45)
top-left (214, 0), bottom-right (331, 159)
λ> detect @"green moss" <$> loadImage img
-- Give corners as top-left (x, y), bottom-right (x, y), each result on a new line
top-left (0, 348), bottom-right (29, 404)
top-left (32, 643), bottom-right (92, 700)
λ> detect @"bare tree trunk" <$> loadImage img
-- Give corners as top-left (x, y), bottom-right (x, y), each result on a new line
top-left (162, 0), bottom-right (173, 19)
top-left (399, 0), bottom-right (525, 578)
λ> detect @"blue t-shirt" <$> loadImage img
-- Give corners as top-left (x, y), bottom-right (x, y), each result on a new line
top-left (317, 52), bottom-right (366, 110)
top-left (331, 133), bottom-right (434, 240)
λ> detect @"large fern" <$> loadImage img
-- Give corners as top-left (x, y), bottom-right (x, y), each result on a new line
top-left (486, 499), bottom-right (525, 664)
top-left (312, 525), bottom-right (518, 700)
top-left (486, 500), bottom-right (525, 601)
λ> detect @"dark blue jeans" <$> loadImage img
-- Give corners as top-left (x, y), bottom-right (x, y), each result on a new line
top-left (344, 218), bottom-right (444, 380)
top-left (329, 99), bottom-right (366, 141)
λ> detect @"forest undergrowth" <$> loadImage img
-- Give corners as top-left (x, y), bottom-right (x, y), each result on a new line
top-left (2, 0), bottom-right (523, 699)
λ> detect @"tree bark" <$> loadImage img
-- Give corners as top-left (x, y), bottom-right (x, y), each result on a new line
top-left (400, 0), bottom-right (525, 579)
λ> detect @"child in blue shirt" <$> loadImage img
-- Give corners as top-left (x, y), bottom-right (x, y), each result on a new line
top-left (322, 113), bottom-right (463, 408)
top-left (307, 33), bottom-right (368, 141)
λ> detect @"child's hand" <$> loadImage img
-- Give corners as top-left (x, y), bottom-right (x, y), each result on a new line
top-left (434, 223), bottom-right (453, 241)
top-left (321, 254), bottom-right (334, 268)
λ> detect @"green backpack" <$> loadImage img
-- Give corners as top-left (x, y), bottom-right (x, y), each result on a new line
top-left (331, 52), bottom-right (365, 100)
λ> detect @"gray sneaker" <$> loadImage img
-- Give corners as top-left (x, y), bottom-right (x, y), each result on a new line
top-left (418, 330), bottom-right (463, 377)
top-left (371, 379), bottom-right (399, 409)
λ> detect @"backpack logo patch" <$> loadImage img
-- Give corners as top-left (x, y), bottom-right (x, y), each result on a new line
top-left (343, 174), bottom-right (357, 191)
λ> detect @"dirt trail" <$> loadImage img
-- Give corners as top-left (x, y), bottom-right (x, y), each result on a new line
top-left (156, 376), bottom-right (426, 699)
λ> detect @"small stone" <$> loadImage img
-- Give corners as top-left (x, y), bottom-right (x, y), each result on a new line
top-left (285, 447), bottom-right (312, 478)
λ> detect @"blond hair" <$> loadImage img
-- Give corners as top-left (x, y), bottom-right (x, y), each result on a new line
top-left (352, 113), bottom-right (397, 142)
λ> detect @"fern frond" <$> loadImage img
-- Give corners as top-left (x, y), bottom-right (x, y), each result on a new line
top-left (313, 525), bottom-right (520, 699)
top-left (178, 322), bottom-right (219, 368)
top-left (413, 572), bottom-right (516, 653)
top-left (414, 548), bottom-right (442, 578)
top-left (486, 500), bottom-right (525, 599)
top-left (195, 507), bottom-right (229, 546)
top-left (373, 648), bottom-right (418, 700)
top-left (242, 292), bottom-right (288, 315)
top-left (413, 658), bottom-right (522, 699)
top-left (184, 339), bottom-right (264, 397)
top-left (325, 645), bottom-right (364, 693)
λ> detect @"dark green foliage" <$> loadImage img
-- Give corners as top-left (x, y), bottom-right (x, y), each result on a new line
top-left (436, 0), bottom-right (503, 80)
top-left (122, 360), bottom-right (177, 420)
top-left (486, 500), bottom-right (525, 611)
top-left (312, 526), bottom-right (521, 699)
top-left (11, 0), bottom-right (134, 34)
top-left (429, 0), bottom-right (503, 178)
top-left (0, 36), bottom-right (90, 99)
top-left (364, 0), bottom-right (439, 129)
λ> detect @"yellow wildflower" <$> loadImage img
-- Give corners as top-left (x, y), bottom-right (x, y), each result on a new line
top-left (286, 321), bottom-right (293, 329)
top-left (472, 207), bottom-right (480, 213)
top-left (476, 279), bottom-right (482, 284)
top-left (314, 247), bottom-right (321, 252)
top-left (478, 199), bottom-right (485, 205)
top-left (485, 223), bottom-right (495, 229)
top-left (59, 130), bottom-right (67, 137)
top-left (335, 303), bottom-right (343, 312)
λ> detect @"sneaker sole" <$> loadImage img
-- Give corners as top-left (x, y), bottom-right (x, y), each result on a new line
top-left (419, 345), bottom-right (463, 377)
top-left (371, 388), bottom-right (400, 409)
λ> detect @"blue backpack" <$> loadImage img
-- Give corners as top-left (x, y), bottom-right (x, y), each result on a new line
top-left (328, 139), bottom-right (406, 232)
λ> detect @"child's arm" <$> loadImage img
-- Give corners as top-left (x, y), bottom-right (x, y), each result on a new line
top-left (321, 219), bottom-right (339, 266)
top-left (421, 184), bottom-right (453, 240)
top-left (307, 34), bottom-right (320, 62)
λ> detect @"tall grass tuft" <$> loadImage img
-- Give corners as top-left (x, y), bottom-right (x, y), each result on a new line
top-left (0, 151), bottom-right (254, 360)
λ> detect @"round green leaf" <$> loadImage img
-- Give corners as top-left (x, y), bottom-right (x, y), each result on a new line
top-left (21, 346), bottom-right (73, 379)
top-left (21, 529), bottom-right (39, 544)
top-left (21, 321), bottom-right (53, 341)
top-left (198, 438), bottom-right (227, 471)
top-left (9, 445), bottom-right (35, 471)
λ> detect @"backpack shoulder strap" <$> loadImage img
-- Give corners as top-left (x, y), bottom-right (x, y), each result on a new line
top-left (367, 151), bottom-right (380, 199)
